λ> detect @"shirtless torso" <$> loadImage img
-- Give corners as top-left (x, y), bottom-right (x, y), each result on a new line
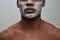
top-left (0, 20), bottom-right (60, 40)
top-left (1, 0), bottom-right (60, 40)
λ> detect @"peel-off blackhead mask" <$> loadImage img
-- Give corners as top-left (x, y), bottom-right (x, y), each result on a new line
top-left (18, 0), bottom-right (42, 18)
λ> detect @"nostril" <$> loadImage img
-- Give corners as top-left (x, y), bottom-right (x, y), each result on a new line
top-left (26, 3), bottom-right (34, 6)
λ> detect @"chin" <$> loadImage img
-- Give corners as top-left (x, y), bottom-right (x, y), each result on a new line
top-left (21, 15), bottom-right (40, 20)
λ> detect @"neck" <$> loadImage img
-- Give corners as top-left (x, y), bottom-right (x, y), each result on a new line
top-left (20, 15), bottom-right (42, 31)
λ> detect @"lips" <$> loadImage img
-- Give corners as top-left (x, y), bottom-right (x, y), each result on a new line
top-left (24, 8), bottom-right (35, 13)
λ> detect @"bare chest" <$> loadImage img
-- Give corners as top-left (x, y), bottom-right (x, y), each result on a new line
top-left (11, 31), bottom-right (56, 40)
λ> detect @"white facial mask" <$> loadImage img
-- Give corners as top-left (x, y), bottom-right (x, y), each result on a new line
top-left (18, 0), bottom-right (42, 18)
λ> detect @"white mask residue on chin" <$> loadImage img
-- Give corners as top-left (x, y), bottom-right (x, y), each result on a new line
top-left (19, 1), bottom-right (42, 18)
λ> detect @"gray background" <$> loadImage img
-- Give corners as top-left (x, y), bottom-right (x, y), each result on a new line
top-left (0, 0), bottom-right (60, 32)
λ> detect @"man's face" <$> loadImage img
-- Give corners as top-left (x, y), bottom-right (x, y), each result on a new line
top-left (17, 0), bottom-right (45, 18)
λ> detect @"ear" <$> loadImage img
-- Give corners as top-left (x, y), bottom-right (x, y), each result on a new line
top-left (42, 0), bottom-right (45, 7)
top-left (16, 0), bottom-right (20, 8)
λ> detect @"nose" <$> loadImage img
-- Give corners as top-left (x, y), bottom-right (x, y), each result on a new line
top-left (26, 3), bottom-right (34, 6)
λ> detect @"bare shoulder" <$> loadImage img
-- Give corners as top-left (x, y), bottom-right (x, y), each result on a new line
top-left (0, 22), bottom-right (21, 40)
top-left (0, 27), bottom-right (17, 40)
top-left (42, 20), bottom-right (60, 40)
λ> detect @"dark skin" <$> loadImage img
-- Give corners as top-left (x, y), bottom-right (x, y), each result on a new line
top-left (0, 0), bottom-right (60, 40)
